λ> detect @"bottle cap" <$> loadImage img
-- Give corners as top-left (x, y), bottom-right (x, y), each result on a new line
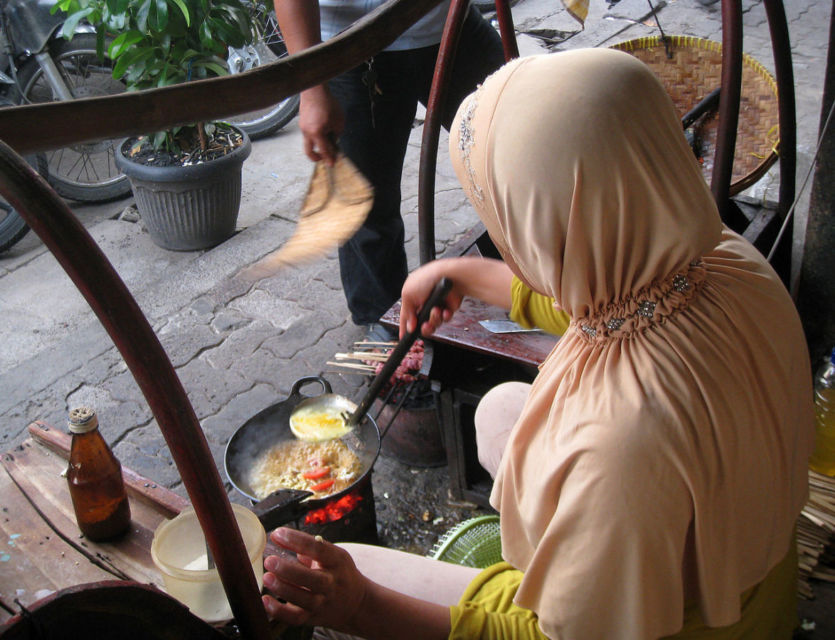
top-left (68, 407), bottom-right (99, 434)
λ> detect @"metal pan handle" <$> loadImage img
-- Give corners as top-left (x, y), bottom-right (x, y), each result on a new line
top-left (288, 375), bottom-right (333, 403)
top-left (252, 488), bottom-right (314, 531)
top-left (347, 278), bottom-right (452, 427)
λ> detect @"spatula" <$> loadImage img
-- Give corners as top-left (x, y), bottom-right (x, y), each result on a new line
top-left (342, 278), bottom-right (453, 428)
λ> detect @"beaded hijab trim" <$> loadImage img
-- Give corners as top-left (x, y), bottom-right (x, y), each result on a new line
top-left (575, 260), bottom-right (707, 342)
top-left (456, 89), bottom-right (485, 207)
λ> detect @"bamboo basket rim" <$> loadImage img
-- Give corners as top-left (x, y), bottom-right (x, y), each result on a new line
top-left (610, 35), bottom-right (780, 196)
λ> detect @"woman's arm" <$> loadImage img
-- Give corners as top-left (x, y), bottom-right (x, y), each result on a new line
top-left (262, 528), bottom-right (451, 639)
top-left (399, 257), bottom-right (513, 337)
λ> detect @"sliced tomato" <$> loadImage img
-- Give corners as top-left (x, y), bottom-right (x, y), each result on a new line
top-left (310, 478), bottom-right (335, 492)
top-left (303, 466), bottom-right (331, 480)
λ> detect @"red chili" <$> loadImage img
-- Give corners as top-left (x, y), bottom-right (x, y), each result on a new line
top-left (310, 478), bottom-right (335, 492)
top-left (303, 466), bottom-right (331, 480)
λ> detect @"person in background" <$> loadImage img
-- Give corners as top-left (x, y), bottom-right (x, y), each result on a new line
top-left (261, 48), bottom-right (814, 639)
top-left (273, 0), bottom-right (506, 340)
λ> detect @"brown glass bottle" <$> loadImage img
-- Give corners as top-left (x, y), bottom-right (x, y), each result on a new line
top-left (66, 407), bottom-right (131, 541)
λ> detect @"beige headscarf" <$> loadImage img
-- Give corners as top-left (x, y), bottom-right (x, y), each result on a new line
top-left (450, 49), bottom-right (814, 639)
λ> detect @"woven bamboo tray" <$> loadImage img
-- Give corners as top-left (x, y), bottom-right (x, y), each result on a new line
top-left (610, 35), bottom-right (779, 195)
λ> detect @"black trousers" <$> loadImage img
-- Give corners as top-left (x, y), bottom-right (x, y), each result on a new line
top-left (329, 5), bottom-right (505, 324)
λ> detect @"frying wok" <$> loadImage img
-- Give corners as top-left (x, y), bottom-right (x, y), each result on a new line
top-left (224, 376), bottom-right (381, 528)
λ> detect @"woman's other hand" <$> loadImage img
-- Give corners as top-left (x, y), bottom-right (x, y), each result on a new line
top-left (262, 527), bottom-right (367, 630)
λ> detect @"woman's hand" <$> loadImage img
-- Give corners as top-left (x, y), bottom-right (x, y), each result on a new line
top-left (399, 257), bottom-right (514, 338)
top-left (262, 527), bottom-right (368, 630)
top-left (399, 260), bottom-right (464, 338)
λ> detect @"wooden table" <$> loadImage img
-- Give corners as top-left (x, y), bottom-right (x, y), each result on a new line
top-left (0, 422), bottom-right (302, 638)
top-left (380, 222), bottom-right (558, 372)
top-left (0, 422), bottom-right (188, 624)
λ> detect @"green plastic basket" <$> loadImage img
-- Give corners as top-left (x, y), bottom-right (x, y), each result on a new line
top-left (429, 515), bottom-right (502, 568)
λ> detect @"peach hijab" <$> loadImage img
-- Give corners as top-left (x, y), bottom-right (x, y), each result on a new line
top-left (450, 49), bottom-right (813, 639)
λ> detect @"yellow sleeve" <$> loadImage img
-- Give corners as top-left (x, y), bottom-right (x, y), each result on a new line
top-left (449, 603), bottom-right (546, 639)
top-left (508, 277), bottom-right (570, 336)
top-left (449, 563), bottom-right (549, 640)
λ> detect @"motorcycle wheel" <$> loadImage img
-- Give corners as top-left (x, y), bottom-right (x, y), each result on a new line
top-left (16, 33), bottom-right (131, 203)
top-left (0, 153), bottom-right (48, 253)
top-left (225, 6), bottom-right (300, 140)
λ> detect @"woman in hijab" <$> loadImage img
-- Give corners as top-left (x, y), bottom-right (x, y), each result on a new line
top-left (261, 48), bottom-right (814, 639)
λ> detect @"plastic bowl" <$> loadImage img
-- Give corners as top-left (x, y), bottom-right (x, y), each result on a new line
top-left (151, 504), bottom-right (266, 623)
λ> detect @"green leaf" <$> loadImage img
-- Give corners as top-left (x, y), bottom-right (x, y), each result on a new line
top-left (188, 60), bottom-right (224, 79)
top-left (225, 5), bottom-right (254, 40)
top-left (112, 47), bottom-right (156, 84)
top-left (106, 12), bottom-right (128, 31)
top-left (109, 30), bottom-right (146, 59)
top-left (106, 0), bottom-right (129, 15)
top-left (52, 0), bottom-right (74, 14)
top-left (59, 8), bottom-right (94, 39)
top-left (198, 19), bottom-right (213, 50)
top-left (169, 0), bottom-right (190, 25)
top-left (190, 59), bottom-right (228, 78)
top-left (95, 29), bottom-right (107, 61)
top-left (208, 17), bottom-right (242, 49)
top-left (136, 0), bottom-right (152, 32)
top-left (151, 130), bottom-right (168, 150)
top-left (152, 0), bottom-right (169, 31)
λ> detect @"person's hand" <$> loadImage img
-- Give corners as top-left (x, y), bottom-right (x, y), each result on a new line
top-left (261, 528), bottom-right (368, 631)
top-left (399, 261), bottom-right (463, 338)
top-left (298, 86), bottom-right (344, 165)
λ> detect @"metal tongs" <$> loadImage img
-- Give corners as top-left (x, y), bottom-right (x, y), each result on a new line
top-left (341, 278), bottom-right (453, 427)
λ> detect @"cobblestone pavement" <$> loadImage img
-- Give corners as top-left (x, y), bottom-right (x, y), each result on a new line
top-left (0, 0), bottom-right (832, 633)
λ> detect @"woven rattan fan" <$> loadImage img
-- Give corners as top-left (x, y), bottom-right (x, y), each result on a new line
top-left (610, 35), bottom-right (780, 195)
top-left (430, 515), bottom-right (502, 568)
top-left (241, 153), bottom-right (373, 279)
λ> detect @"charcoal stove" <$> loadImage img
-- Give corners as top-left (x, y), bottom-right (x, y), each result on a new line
top-left (298, 475), bottom-right (378, 544)
top-left (252, 473), bottom-right (378, 544)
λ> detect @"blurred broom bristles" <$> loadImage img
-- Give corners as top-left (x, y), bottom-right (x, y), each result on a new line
top-left (241, 153), bottom-right (372, 281)
top-left (798, 470), bottom-right (835, 599)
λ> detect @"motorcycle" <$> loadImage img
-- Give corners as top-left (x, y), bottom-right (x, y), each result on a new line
top-left (0, 94), bottom-right (48, 252)
top-left (226, 2), bottom-right (300, 140)
top-left (0, 0), bottom-right (130, 203)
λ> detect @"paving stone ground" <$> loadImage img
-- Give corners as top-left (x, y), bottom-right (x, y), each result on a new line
top-left (1, 0), bottom-right (832, 634)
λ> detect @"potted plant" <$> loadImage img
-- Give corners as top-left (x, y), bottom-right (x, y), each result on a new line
top-left (54, 0), bottom-right (256, 250)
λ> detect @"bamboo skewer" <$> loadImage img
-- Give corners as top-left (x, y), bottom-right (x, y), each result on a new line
top-left (325, 369), bottom-right (374, 376)
top-left (327, 336), bottom-right (425, 388)
top-left (334, 352), bottom-right (390, 362)
top-left (353, 340), bottom-right (397, 349)
top-left (325, 361), bottom-right (377, 372)
top-left (327, 341), bottom-right (400, 374)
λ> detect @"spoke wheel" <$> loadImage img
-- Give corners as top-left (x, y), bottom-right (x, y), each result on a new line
top-left (17, 33), bottom-right (131, 202)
